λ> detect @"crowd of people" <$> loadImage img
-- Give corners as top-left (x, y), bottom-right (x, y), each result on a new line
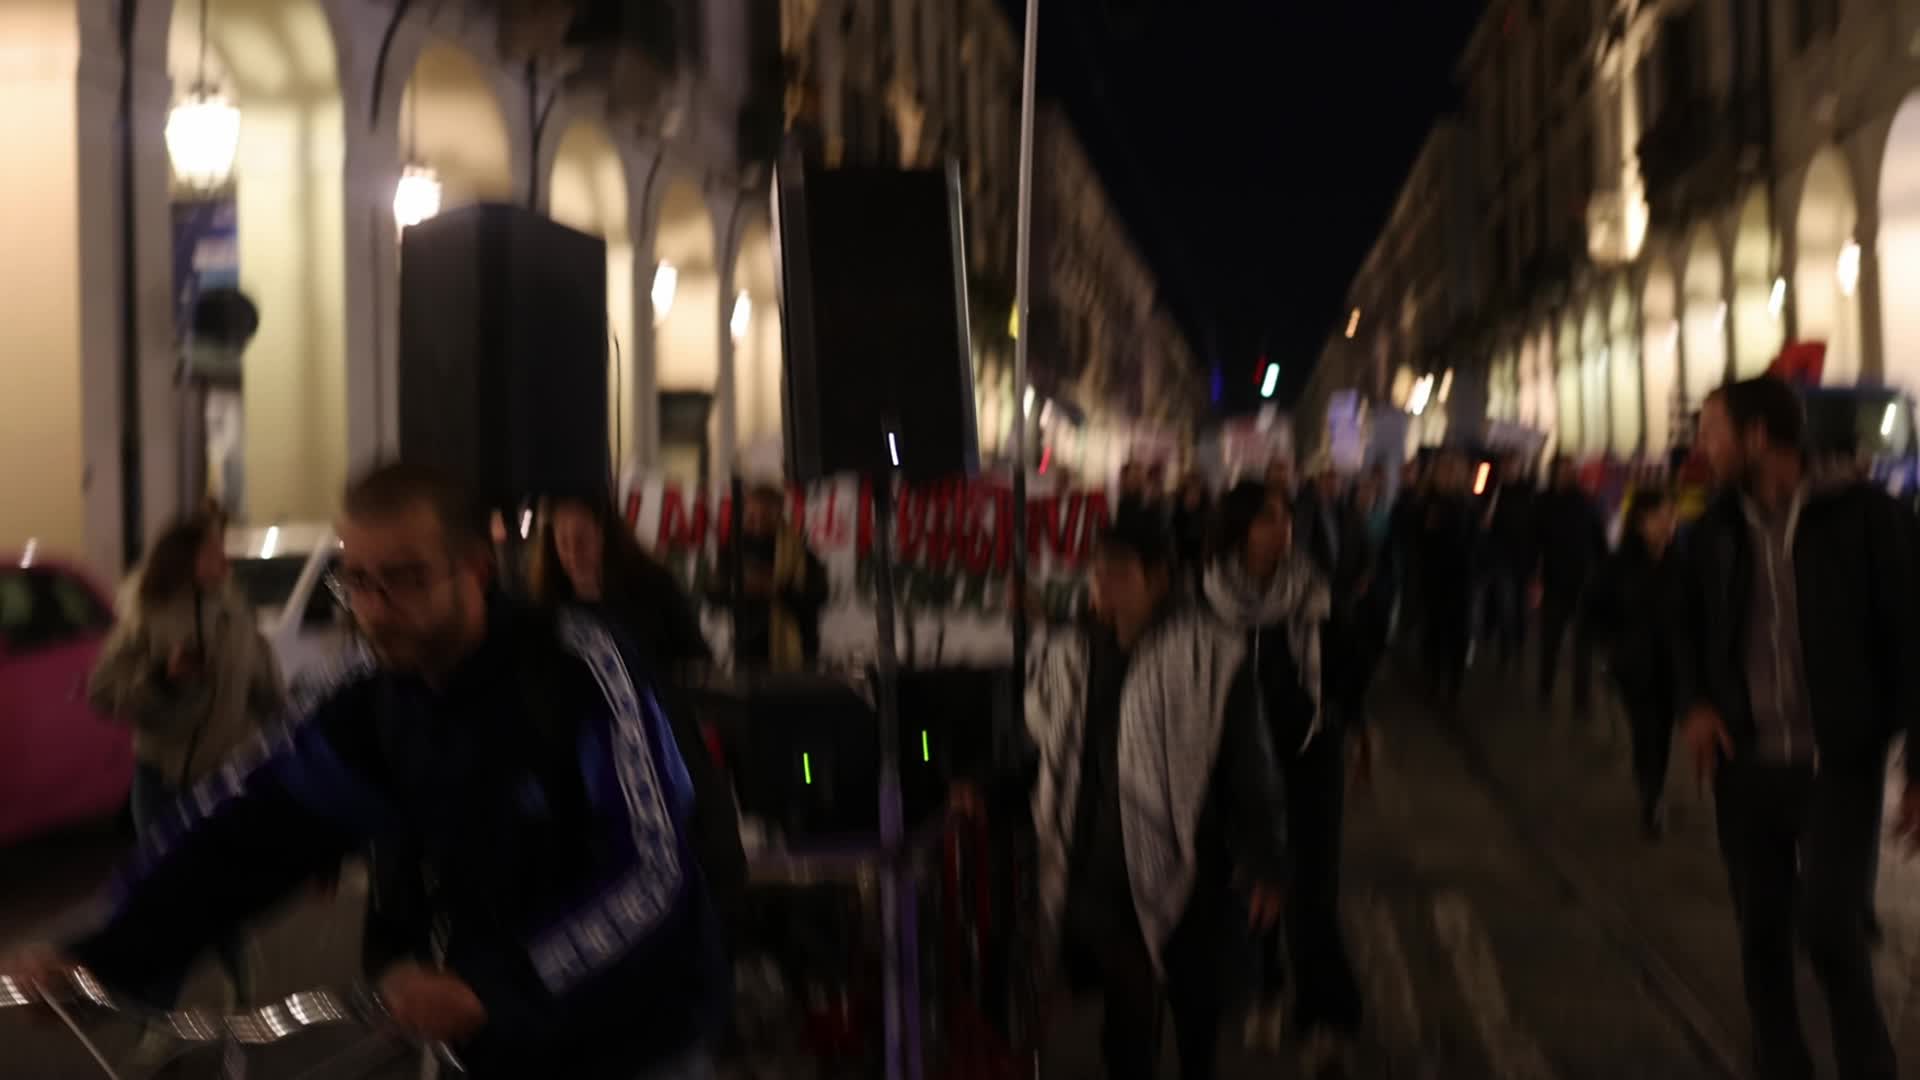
top-left (7, 371), bottom-right (1920, 1080)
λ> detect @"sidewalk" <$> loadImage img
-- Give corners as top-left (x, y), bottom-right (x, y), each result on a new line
top-left (1438, 648), bottom-right (1920, 1075)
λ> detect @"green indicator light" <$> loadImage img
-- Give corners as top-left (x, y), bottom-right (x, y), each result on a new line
top-left (802, 752), bottom-right (813, 785)
top-left (921, 729), bottom-right (931, 763)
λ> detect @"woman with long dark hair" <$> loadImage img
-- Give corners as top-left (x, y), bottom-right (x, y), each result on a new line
top-left (86, 510), bottom-right (280, 1017)
top-left (1586, 486), bottom-right (1682, 839)
top-left (1202, 482), bottom-right (1361, 1077)
top-left (527, 495), bottom-right (712, 671)
top-left (525, 494), bottom-right (746, 932)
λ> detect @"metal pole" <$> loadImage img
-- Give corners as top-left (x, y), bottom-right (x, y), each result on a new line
top-left (1010, 0), bottom-right (1039, 723)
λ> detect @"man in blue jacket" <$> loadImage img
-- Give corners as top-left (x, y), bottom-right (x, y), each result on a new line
top-left (3, 463), bottom-right (728, 1080)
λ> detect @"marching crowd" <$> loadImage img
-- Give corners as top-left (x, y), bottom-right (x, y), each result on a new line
top-left (5, 372), bottom-right (1920, 1080)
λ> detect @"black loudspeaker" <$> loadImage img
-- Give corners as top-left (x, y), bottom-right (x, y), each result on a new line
top-left (775, 155), bottom-right (980, 484)
top-left (399, 203), bottom-right (609, 506)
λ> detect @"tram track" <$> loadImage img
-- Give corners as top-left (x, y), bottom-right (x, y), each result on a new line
top-left (1421, 696), bottom-right (1745, 1079)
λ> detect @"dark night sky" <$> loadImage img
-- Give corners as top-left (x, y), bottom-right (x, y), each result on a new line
top-left (1016, 0), bottom-right (1484, 414)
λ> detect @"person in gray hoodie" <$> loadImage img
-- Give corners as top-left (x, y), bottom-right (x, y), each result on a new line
top-left (87, 509), bottom-right (283, 1009)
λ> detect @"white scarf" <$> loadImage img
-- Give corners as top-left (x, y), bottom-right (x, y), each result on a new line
top-left (1024, 609), bottom-right (1246, 973)
top-left (1202, 554), bottom-right (1329, 754)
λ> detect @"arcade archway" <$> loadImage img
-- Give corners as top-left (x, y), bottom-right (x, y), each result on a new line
top-left (1608, 283), bottom-right (1640, 454)
top-left (1682, 225), bottom-right (1727, 410)
top-left (652, 178), bottom-right (719, 485)
top-left (1581, 299), bottom-right (1608, 456)
top-left (401, 42), bottom-right (514, 211)
top-left (1796, 149), bottom-right (1861, 384)
top-left (1731, 188), bottom-right (1781, 377)
top-left (168, 0), bottom-right (346, 523)
top-left (1556, 313), bottom-right (1582, 456)
top-left (1642, 258), bottom-right (1678, 452)
top-left (547, 118), bottom-right (634, 471)
top-left (733, 216), bottom-right (783, 476)
top-left (1880, 94), bottom-right (1920, 391)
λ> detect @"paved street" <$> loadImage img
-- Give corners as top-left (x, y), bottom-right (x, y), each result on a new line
top-left (4, 653), bottom-right (1917, 1078)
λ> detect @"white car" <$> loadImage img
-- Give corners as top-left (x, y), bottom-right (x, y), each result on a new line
top-left (225, 523), bottom-right (354, 697)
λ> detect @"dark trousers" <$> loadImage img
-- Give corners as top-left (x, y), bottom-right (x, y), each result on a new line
top-left (1537, 587), bottom-right (1591, 712)
top-left (1423, 587), bottom-right (1472, 704)
top-left (1713, 757), bottom-right (1895, 1080)
top-left (130, 763), bottom-right (252, 1008)
top-left (1617, 678), bottom-right (1673, 817)
top-left (1062, 893), bottom-right (1231, 1080)
top-left (1278, 728), bottom-right (1362, 1036)
top-left (1479, 566), bottom-right (1527, 670)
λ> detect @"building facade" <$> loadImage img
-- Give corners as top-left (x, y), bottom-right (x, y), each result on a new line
top-left (1311, 0), bottom-right (1920, 468)
top-left (6, 0), bottom-right (1198, 578)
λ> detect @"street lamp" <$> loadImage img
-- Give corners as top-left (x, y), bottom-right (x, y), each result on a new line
top-left (166, 0), bottom-right (240, 191)
top-left (166, 85), bottom-right (241, 191)
top-left (1837, 240), bottom-right (1862, 298)
top-left (652, 263), bottom-right (678, 325)
top-left (730, 291), bottom-right (752, 342)
top-left (392, 164), bottom-right (442, 229)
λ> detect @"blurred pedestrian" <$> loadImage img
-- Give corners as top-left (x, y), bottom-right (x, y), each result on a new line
top-left (86, 511), bottom-right (279, 1024)
top-left (1204, 483), bottom-right (1363, 1077)
top-left (1587, 487), bottom-right (1681, 839)
top-left (1677, 376), bottom-right (1918, 1080)
top-left (526, 494), bottom-right (745, 931)
top-left (707, 483), bottom-right (828, 671)
top-left (1169, 469), bottom-right (1214, 589)
top-left (16, 464), bottom-right (732, 1079)
top-left (1023, 514), bottom-right (1285, 1080)
top-left (1420, 453), bottom-right (1478, 709)
top-left (529, 495), bottom-right (711, 672)
top-left (1533, 456), bottom-right (1606, 717)
top-left (1480, 454), bottom-right (1538, 673)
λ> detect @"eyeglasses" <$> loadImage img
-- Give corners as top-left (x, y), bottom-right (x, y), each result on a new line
top-left (332, 561), bottom-right (454, 606)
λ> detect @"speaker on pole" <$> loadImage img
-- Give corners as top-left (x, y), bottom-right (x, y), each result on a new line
top-left (398, 203), bottom-right (609, 507)
top-left (774, 153), bottom-right (980, 485)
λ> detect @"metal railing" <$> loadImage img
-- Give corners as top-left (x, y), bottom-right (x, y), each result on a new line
top-left (2, 968), bottom-right (464, 1080)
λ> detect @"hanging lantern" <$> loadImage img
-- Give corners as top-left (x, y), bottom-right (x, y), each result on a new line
top-left (393, 164), bottom-right (443, 229)
top-left (166, 84), bottom-right (241, 191)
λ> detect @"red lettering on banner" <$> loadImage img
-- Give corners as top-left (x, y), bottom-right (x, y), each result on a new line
top-left (624, 489), bottom-right (644, 529)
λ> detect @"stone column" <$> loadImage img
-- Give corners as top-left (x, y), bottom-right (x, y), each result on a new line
top-left (711, 187), bottom-right (743, 483)
top-left (1855, 204), bottom-right (1886, 382)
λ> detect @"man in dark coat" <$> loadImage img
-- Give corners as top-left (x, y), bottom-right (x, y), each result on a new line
top-left (1676, 377), bottom-right (1920, 1080)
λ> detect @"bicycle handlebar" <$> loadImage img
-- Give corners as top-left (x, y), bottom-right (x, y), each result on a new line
top-left (2, 967), bottom-right (465, 1073)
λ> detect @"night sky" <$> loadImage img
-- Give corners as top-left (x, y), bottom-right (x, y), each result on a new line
top-left (1017, 0), bottom-right (1483, 415)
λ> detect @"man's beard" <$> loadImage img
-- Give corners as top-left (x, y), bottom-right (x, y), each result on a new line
top-left (366, 597), bottom-right (472, 675)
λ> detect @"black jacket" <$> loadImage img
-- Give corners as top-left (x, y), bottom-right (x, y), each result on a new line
top-left (1534, 486), bottom-right (1607, 592)
top-left (1587, 536), bottom-right (1681, 694)
top-left (73, 606), bottom-right (729, 1079)
top-left (1676, 482), bottom-right (1920, 777)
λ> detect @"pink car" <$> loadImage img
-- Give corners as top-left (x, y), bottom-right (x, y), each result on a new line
top-left (0, 553), bottom-right (133, 845)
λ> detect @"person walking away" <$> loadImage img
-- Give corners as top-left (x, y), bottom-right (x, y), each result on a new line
top-left (1677, 377), bottom-right (1920, 1080)
top-left (1586, 487), bottom-right (1682, 839)
top-left (1204, 484), bottom-right (1363, 1078)
top-left (707, 483), bottom-right (828, 671)
top-left (1345, 471), bottom-right (1397, 717)
top-left (1481, 455), bottom-right (1538, 674)
top-left (1533, 457), bottom-right (1606, 717)
top-left (85, 511), bottom-right (280, 1023)
top-left (1019, 515), bottom-right (1286, 1080)
top-left (1386, 459), bottom-right (1430, 665)
top-left (1169, 469), bottom-right (1213, 590)
top-left (1293, 463), bottom-right (1346, 579)
top-left (1419, 454), bottom-right (1477, 709)
top-left (10, 464), bottom-right (731, 1079)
